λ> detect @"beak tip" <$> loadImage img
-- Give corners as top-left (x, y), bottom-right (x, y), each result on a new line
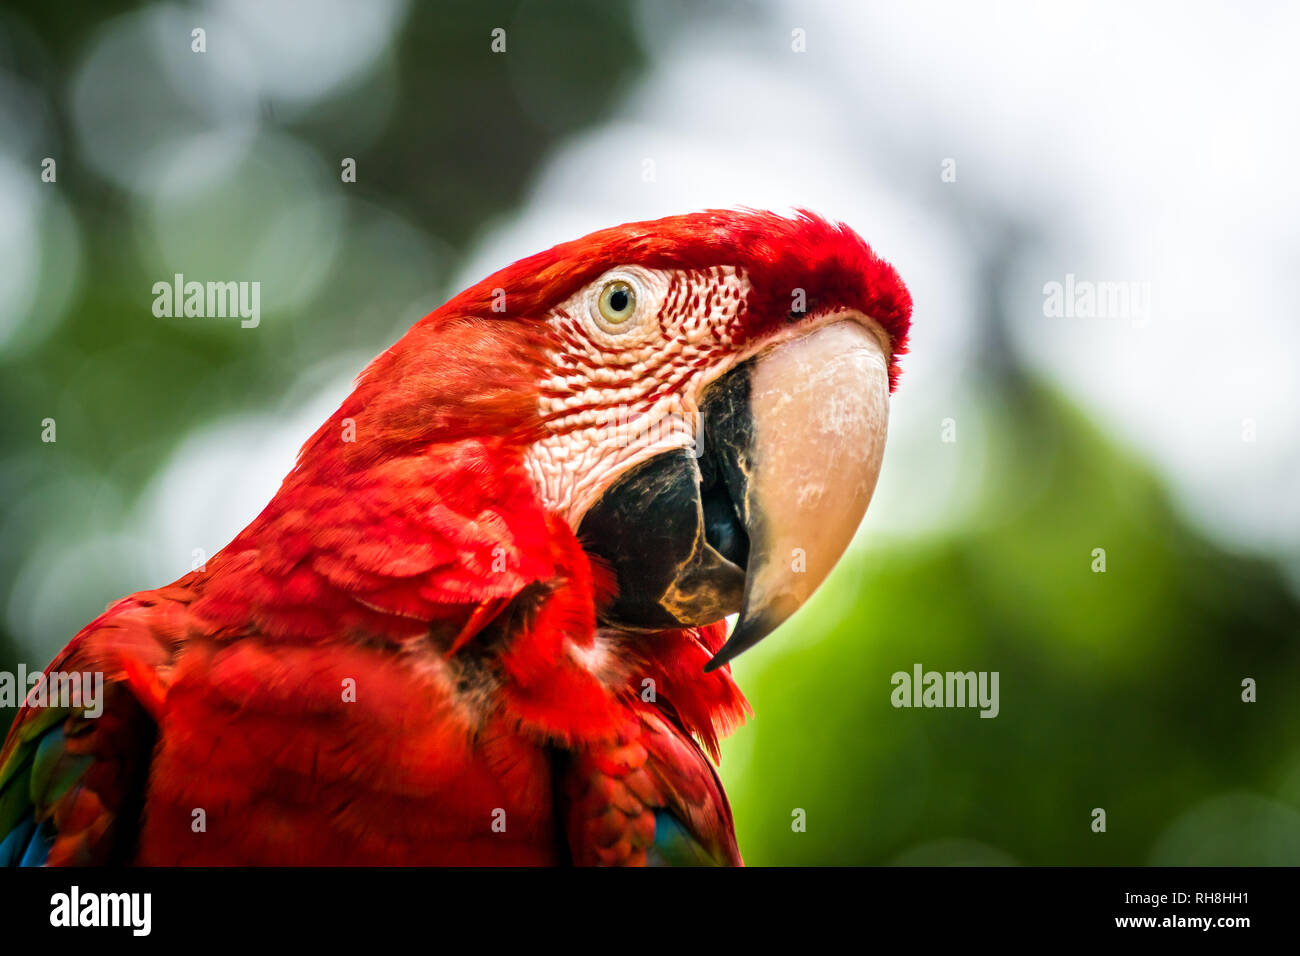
top-left (702, 606), bottom-right (787, 672)
top-left (702, 646), bottom-right (739, 672)
top-left (703, 634), bottom-right (742, 673)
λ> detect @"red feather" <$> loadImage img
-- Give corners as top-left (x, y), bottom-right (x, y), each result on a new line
top-left (0, 209), bottom-right (910, 865)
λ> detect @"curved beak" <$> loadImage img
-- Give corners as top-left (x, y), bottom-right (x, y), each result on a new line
top-left (577, 316), bottom-right (892, 670)
top-left (703, 318), bottom-right (890, 669)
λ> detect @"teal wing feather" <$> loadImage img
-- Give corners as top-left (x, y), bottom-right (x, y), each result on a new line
top-left (0, 684), bottom-right (155, 866)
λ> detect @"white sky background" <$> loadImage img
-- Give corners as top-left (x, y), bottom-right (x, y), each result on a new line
top-left (5, 0), bottom-right (1300, 659)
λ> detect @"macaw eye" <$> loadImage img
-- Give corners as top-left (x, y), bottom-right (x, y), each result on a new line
top-left (597, 280), bottom-right (637, 326)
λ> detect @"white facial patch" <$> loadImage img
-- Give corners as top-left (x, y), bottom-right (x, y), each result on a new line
top-left (525, 264), bottom-right (753, 524)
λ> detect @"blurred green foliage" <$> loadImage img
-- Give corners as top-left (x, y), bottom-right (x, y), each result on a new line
top-left (725, 379), bottom-right (1300, 865)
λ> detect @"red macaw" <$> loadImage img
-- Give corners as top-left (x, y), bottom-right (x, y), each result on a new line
top-left (0, 209), bottom-right (910, 865)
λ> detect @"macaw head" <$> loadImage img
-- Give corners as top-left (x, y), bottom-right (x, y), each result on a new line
top-left (315, 209), bottom-right (911, 671)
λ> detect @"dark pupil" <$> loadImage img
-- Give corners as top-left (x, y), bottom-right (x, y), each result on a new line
top-left (609, 289), bottom-right (629, 312)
